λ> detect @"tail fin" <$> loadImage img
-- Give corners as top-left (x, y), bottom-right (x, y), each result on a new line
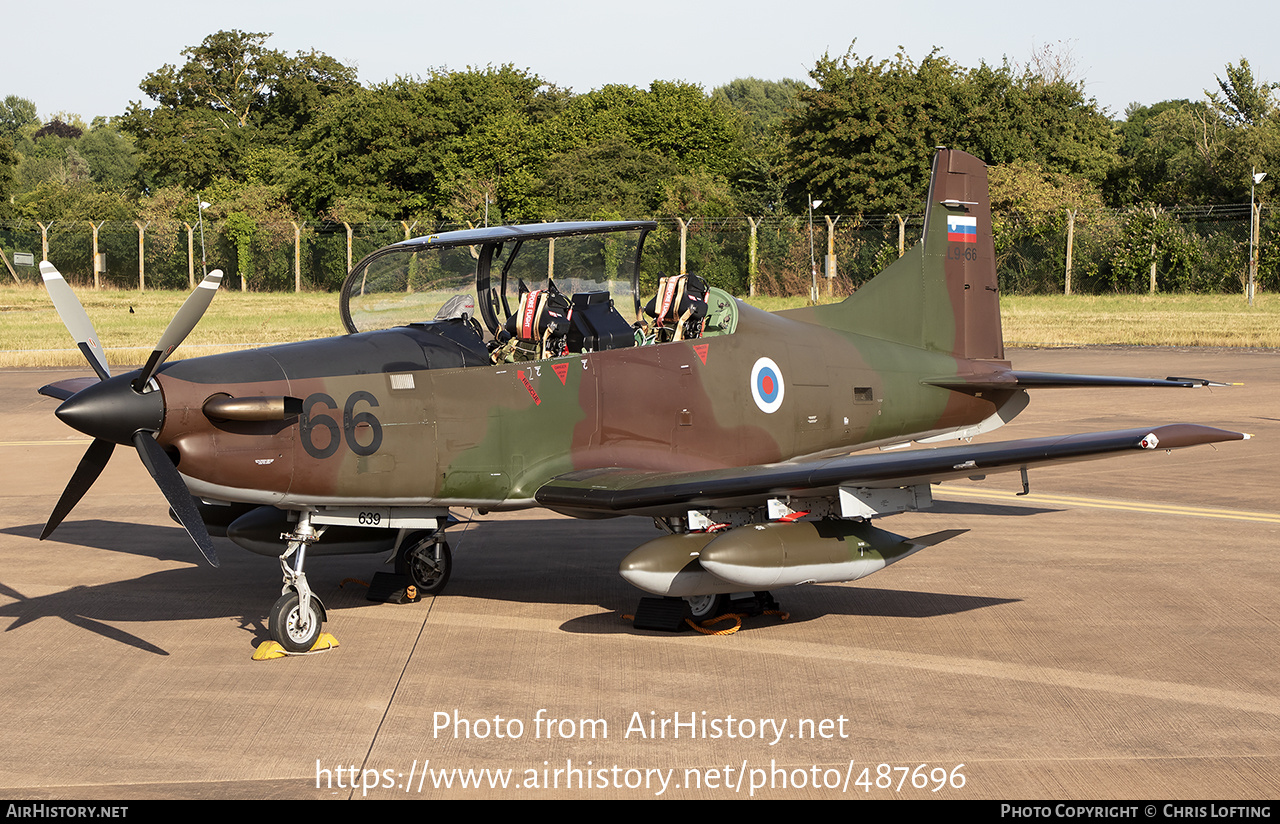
top-left (809, 148), bottom-right (1004, 361)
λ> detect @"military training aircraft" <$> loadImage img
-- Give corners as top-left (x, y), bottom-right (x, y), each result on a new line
top-left (36, 149), bottom-right (1247, 652)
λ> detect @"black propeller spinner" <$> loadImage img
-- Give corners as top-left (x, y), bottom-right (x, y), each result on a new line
top-left (39, 262), bottom-right (224, 567)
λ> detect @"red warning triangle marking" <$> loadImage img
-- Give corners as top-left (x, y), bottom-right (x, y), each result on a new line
top-left (552, 363), bottom-right (569, 385)
top-left (693, 344), bottom-right (708, 365)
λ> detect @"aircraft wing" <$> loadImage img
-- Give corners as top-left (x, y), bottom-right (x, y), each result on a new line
top-left (535, 424), bottom-right (1246, 517)
top-left (923, 372), bottom-right (1236, 391)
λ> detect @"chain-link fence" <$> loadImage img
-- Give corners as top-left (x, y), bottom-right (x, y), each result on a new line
top-left (2, 207), bottom-right (1274, 296)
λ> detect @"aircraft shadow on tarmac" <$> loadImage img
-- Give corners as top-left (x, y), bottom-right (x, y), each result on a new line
top-left (2, 519), bottom-right (323, 654)
top-left (6, 519), bottom-right (230, 565)
top-left (440, 518), bottom-right (1021, 635)
top-left (1, 516), bottom-right (1020, 650)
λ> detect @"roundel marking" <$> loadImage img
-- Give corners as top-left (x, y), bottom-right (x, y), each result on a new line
top-left (751, 357), bottom-right (785, 413)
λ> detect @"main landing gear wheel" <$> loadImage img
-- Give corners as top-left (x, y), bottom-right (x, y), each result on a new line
top-left (684, 593), bottom-right (727, 620)
top-left (396, 532), bottom-right (452, 595)
top-left (268, 592), bottom-right (323, 653)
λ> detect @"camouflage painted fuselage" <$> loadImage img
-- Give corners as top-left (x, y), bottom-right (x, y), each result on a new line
top-left (155, 304), bottom-right (1008, 513)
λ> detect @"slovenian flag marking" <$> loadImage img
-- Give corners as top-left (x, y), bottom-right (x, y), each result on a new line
top-left (947, 215), bottom-right (977, 243)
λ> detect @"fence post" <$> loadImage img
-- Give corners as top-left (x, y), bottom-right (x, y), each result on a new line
top-left (292, 222), bottom-right (302, 293)
top-left (1251, 201), bottom-right (1262, 304)
top-left (676, 217), bottom-right (688, 275)
top-left (1148, 206), bottom-right (1158, 294)
top-left (824, 215), bottom-right (838, 296)
top-left (344, 222), bottom-right (353, 276)
top-left (1064, 208), bottom-right (1076, 296)
top-left (896, 214), bottom-right (906, 258)
top-left (135, 220), bottom-right (148, 291)
top-left (37, 222), bottom-right (50, 272)
top-left (746, 216), bottom-right (758, 297)
top-left (89, 221), bottom-right (103, 289)
top-left (184, 223), bottom-right (195, 287)
top-left (0, 245), bottom-right (18, 283)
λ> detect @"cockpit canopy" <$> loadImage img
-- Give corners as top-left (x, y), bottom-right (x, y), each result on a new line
top-left (340, 221), bottom-right (655, 336)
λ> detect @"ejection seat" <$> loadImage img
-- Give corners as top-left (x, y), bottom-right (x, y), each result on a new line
top-left (493, 281), bottom-right (572, 362)
top-left (643, 274), bottom-right (709, 343)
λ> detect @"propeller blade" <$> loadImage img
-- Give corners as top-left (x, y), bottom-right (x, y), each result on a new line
top-left (133, 269), bottom-right (224, 391)
top-left (40, 261), bottom-right (110, 381)
top-left (131, 431), bottom-right (220, 567)
top-left (41, 438), bottom-right (115, 540)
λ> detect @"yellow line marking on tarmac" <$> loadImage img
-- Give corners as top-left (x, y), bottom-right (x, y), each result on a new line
top-left (936, 486), bottom-right (1280, 524)
top-left (0, 440), bottom-right (92, 447)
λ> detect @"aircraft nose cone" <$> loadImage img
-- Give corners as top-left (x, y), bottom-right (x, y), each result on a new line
top-left (55, 373), bottom-right (165, 445)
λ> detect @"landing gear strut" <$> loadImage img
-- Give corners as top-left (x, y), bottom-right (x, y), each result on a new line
top-left (270, 510), bottom-right (329, 652)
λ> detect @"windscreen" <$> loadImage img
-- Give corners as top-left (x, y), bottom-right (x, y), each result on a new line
top-left (342, 245), bottom-right (478, 333)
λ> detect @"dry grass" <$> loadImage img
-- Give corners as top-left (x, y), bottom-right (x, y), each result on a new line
top-left (1002, 294), bottom-right (1280, 348)
top-left (3, 284), bottom-right (1277, 370)
top-left (0, 283), bottom-right (341, 369)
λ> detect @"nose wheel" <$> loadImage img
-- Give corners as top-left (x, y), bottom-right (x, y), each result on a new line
top-left (268, 592), bottom-right (324, 653)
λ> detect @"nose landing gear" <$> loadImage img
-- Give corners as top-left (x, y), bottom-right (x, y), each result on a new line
top-left (256, 510), bottom-right (335, 656)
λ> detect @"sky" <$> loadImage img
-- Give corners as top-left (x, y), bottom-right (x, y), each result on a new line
top-left (4, 0), bottom-right (1279, 123)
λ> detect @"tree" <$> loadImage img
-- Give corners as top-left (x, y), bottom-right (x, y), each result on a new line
top-left (1107, 100), bottom-right (1235, 205)
top-left (534, 136), bottom-right (680, 219)
top-left (988, 160), bottom-right (1105, 292)
top-left (952, 61), bottom-right (1117, 184)
top-left (560, 82), bottom-right (744, 178)
top-left (1108, 59), bottom-right (1280, 208)
top-left (34, 119), bottom-right (83, 140)
top-left (782, 44), bottom-right (1117, 216)
top-left (0, 96), bottom-right (38, 146)
top-left (296, 67), bottom-right (569, 221)
top-left (79, 119), bottom-right (139, 191)
top-left (712, 78), bottom-right (805, 214)
top-left (712, 78), bottom-right (806, 141)
top-left (0, 139), bottom-right (16, 210)
top-left (121, 30), bottom-right (358, 192)
top-left (782, 46), bottom-right (962, 215)
top-left (135, 31), bottom-right (359, 141)
top-left (1208, 59), bottom-right (1277, 127)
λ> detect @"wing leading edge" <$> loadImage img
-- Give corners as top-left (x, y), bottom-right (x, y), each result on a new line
top-left (535, 424), bottom-right (1247, 517)
top-left (923, 372), bottom-right (1236, 391)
